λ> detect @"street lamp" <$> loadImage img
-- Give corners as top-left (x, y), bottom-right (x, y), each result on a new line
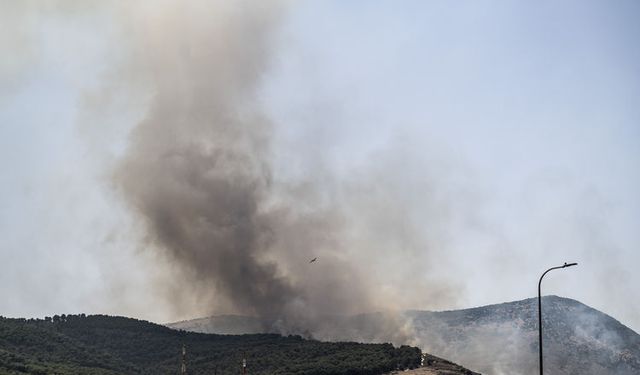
top-left (538, 262), bottom-right (577, 375)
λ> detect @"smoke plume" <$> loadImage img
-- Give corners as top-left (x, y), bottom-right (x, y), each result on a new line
top-left (113, 0), bottom-right (432, 342)
top-left (116, 0), bottom-right (297, 322)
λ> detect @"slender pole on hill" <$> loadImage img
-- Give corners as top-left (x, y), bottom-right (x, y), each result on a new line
top-left (181, 343), bottom-right (187, 375)
top-left (538, 262), bottom-right (577, 375)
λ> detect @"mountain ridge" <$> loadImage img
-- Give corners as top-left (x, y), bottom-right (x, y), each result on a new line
top-left (0, 314), bottom-right (424, 374)
top-left (168, 296), bottom-right (640, 375)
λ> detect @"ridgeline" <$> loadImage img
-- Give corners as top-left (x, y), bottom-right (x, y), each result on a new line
top-left (0, 314), bottom-right (421, 375)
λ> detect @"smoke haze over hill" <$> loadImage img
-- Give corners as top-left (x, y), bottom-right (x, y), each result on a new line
top-left (169, 296), bottom-right (640, 375)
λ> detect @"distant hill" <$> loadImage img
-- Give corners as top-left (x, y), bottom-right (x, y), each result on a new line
top-left (169, 296), bottom-right (640, 375)
top-left (0, 314), bottom-right (421, 375)
top-left (409, 296), bottom-right (640, 375)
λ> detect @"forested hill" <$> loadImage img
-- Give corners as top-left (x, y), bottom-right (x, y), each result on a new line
top-left (0, 314), bottom-right (421, 375)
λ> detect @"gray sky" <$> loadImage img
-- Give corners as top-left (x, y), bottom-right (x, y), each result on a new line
top-left (1, 1), bottom-right (639, 332)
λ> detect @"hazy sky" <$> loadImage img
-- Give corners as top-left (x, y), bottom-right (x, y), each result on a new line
top-left (1, 1), bottom-right (639, 332)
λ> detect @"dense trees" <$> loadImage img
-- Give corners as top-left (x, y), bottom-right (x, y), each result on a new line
top-left (0, 315), bottom-right (421, 374)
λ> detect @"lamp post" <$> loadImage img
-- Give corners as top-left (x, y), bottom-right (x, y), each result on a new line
top-left (538, 262), bottom-right (577, 375)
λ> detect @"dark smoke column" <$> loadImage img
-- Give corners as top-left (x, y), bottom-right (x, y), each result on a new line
top-left (114, 1), bottom-right (301, 322)
top-left (113, 1), bottom-right (406, 342)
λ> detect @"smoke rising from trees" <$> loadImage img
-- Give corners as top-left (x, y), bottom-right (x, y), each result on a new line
top-left (113, 1), bottom-right (448, 342)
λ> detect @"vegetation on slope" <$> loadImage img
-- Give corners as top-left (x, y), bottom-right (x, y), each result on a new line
top-left (0, 314), bottom-right (421, 375)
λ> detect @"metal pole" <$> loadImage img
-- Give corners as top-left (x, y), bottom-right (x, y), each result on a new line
top-left (538, 262), bottom-right (577, 375)
top-left (181, 343), bottom-right (187, 375)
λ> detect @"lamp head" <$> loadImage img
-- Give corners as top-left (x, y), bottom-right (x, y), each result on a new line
top-left (563, 262), bottom-right (578, 268)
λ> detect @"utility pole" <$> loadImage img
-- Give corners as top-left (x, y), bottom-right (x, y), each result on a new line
top-left (242, 353), bottom-right (247, 375)
top-left (538, 262), bottom-right (577, 375)
top-left (181, 344), bottom-right (187, 375)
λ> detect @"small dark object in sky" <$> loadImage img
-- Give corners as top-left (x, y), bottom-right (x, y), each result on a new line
top-left (309, 257), bottom-right (317, 263)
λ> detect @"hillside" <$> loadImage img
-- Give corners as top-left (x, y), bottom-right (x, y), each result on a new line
top-left (407, 353), bottom-right (480, 375)
top-left (169, 315), bottom-right (264, 335)
top-left (170, 296), bottom-right (640, 375)
top-left (409, 296), bottom-right (640, 375)
top-left (0, 314), bottom-right (421, 375)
